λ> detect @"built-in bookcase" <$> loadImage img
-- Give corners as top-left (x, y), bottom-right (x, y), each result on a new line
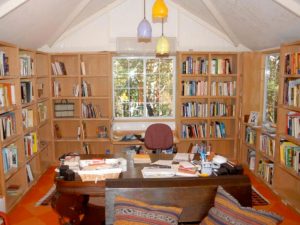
top-left (0, 41), bottom-right (51, 212)
top-left (177, 52), bottom-right (240, 159)
top-left (50, 52), bottom-right (112, 159)
top-left (274, 41), bottom-right (300, 213)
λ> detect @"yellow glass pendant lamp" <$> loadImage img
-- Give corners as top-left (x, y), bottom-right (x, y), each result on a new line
top-left (152, 0), bottom-right (168, 18)
top-left (156, 19), bottom-right (169, 55)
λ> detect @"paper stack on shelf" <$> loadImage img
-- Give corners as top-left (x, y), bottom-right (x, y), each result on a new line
top-left (133, 154), bottom-right (151, 164)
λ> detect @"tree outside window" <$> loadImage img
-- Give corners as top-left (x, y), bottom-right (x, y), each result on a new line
top-left (263, 54), bottom-right (280, 124)
top-left (113, 57), bottom-right (175, 118)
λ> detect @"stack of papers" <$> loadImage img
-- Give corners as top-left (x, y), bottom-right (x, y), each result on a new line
top-left (134, 154), bottom-right (151, 164)
top-left (173, 153), bottom-right (194, 162)
top-left (64, 155), bottom-right (80, 171)
top-left (176, 161), bottom-right (199, 177)
top-left (141, 167), bottom-right (176, 178)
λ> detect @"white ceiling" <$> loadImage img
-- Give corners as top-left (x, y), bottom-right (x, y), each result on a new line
top-left (0, 0), bottom-right (300, 50)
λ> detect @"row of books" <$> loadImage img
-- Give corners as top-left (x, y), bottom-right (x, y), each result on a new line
top-left (0, 112), bottom-right (17, 141)
top-left (21, 81), bottom-right (33, 104)
top-left (257, 159), bottom-right (274, 185)
top-left (181, 121), bottom-right (227, 139)
top-left (287, 111), bottom-right (300, 139)
top-left (22, 108), bottom-right (34, 129)
top-left (284, 78), bottom-right (300, 107)
top-left (81, 102), bottom-right (101, 118)
top-left (260, 134), bottom-right (275, 158)
top-left (0, 83), bottom-right (16, 107)
top-left (285, 52), bottom-right (300, 75)
top-left (2, 144), bottom-right (18, 173)
top-left (280, 141), bottom-right (300, 174)
top-left (211, 81), bottom-right (236, 96)
top-left (0, 51), bottom-right (9, 76)
top-left (181, 80), bottom-right (208, 96)
top-left (247, 149), bottom-right (256, 171)
top-left (245, 127), bottom-right (256, 145)
top-left (19, 54), bottom-right (34, 76)
top-left (211, 58), bottom-right (232, 75)
top-left (24, 132), bottom-right (38, 157)
top-left (181, 102), bottom-right (208, 117)
top-left (82, 80), bottom-right (92, 97)
top-left (51, 61), bottom-right (67, 75)
top-left (210, 102), bottom-right (235, 117)
top-left (181, 122), bottom-right (207, 138)
top-left (182, 56), bottom-right (208, 74)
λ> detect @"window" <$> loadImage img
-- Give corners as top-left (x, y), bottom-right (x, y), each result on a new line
top-left (263, 53), bottom-right (280, 124)
top-left (112, 57), bottom-right (175, 119)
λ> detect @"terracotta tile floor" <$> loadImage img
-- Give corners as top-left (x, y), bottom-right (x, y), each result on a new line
top-left (6, 167), bottom-right (300, 225)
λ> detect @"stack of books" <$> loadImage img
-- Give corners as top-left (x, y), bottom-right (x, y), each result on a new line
top-left (133, 154), bottom-right (151, 164)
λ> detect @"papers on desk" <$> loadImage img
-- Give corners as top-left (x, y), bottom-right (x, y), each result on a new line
top-left (133, 154), bottom-right (151, 164)
top-left (173, 153), bottom-right (194, 162)
top-left (151, 160), bottom-right (173, 167)
top-left (142, 167), bottom-right (176, 178)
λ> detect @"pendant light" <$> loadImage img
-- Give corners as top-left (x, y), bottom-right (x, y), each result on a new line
top-left (156, 19), bottom-right (169, 55)
top-left (152, 0), bottom-right (168, 18)
top-left (137, 0), bottom-right (152, 41)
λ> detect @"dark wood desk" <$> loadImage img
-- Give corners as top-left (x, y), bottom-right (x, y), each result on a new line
top-left (54, 154), bottom-right (252, 225)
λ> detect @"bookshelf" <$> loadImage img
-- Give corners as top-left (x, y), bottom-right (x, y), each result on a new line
top-left (274, 41), bottom-right (300, 213)
top-left (177, 52), bottom-right (240, 159)
top-left (50, 52), bottom-right (112, 159)
top-left (0, 41), bottom-right (52, 212)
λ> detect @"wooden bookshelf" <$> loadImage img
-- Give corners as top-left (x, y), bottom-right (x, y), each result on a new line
top-left (176, 52), bottom-right (240, 159)
top-left (0, 41), bottom-right (52, 212)
top-left (273, 41), bottom-right (300, 213)
top-left (50, 52), bottom-right (112, 159)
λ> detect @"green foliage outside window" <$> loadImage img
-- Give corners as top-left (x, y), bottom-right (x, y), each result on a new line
top-left (264, 54), bottom-right (279, 124)
top-left (113, 57), bottom-right (175, 118)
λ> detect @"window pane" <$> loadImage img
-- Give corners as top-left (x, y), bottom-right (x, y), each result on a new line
top-left (264, 54), bottom-right (279, 124)
top-left (113, 57), bottom-right (175, 119)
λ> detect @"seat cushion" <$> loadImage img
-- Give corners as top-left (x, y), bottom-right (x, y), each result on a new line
top-left (200, 186), bottom-right (283, 225)
top-left (114, 195), bottom-right (182, 225)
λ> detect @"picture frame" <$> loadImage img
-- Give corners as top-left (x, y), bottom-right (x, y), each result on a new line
top-left (248, 111), bottom-right (259, 125)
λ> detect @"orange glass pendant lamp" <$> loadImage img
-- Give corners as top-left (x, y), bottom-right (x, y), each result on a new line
top-left (152, 0), bottom-right (168, 18)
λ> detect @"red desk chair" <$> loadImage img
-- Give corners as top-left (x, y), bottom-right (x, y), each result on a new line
top-left (0, 211), bottom-right (9, 225)
top-left (144, 123), bottom-right (174, 153)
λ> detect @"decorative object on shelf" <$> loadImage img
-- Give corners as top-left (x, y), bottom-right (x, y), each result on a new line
top-left (97, 126), bottom-right (108, 138)
top-left (248, 111), bottom-right (259, 126)
top-left (137, 0), bottom-right (152, 41)
top-left (156, 19), bottom-right (169, 55)
top-left (152, 0), bottom-right (168, 18)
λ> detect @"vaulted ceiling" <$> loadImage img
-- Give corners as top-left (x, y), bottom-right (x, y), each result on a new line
top-left (0, 0), bottom-right (300, 51)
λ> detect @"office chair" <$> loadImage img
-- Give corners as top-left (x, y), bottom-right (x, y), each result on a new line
top-left (144, 123), bottom-right (174, 153)
top-left (0, 211), bottom-right (9, 225)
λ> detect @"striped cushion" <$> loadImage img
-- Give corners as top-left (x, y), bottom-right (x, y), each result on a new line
top-left (114, 195), bottom-right (182, 225)
top-left (201, 186), bottom-right (283, 225)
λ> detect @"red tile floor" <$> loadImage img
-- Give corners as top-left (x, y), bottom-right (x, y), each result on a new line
top-left (6, 167), bottom-right (300, 225)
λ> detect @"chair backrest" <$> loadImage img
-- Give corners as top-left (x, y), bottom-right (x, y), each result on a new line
top-left (144, 123), bottom-right (173, 150)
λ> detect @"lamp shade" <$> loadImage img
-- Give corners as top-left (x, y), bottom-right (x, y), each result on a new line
top-left (137, 18), bottom-right (152, 40)
top-left (156, 35), bottom-right (169, 55)
top-left (152, 0), bottom-right (168, 18)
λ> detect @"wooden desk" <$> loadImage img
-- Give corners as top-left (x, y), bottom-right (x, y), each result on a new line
top-left (54, 154), bottom-right (252, 225)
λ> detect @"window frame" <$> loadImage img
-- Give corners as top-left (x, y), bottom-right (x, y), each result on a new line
top-left (112, 56), bottom-right (176, 121)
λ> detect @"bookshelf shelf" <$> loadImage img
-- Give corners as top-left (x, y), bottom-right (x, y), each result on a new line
top-left (0, 42), bottom-right (52, 212)
top-left (177, 51), bottom-right (240, 157)
top-left (50, 52), bottom-right (112, 158)
top-left (277, 164), bottom-right (300, 180)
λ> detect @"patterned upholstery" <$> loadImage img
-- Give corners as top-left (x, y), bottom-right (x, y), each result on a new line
top-left (201, 186), bottom-right (283, 225)
top-left (114, 195), bottom-right (182, 225)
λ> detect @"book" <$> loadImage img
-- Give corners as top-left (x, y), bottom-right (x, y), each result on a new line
top-left (133, 154), bottom-right (151, 164)
top-left (26, 164), bottom-right (34, 182)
